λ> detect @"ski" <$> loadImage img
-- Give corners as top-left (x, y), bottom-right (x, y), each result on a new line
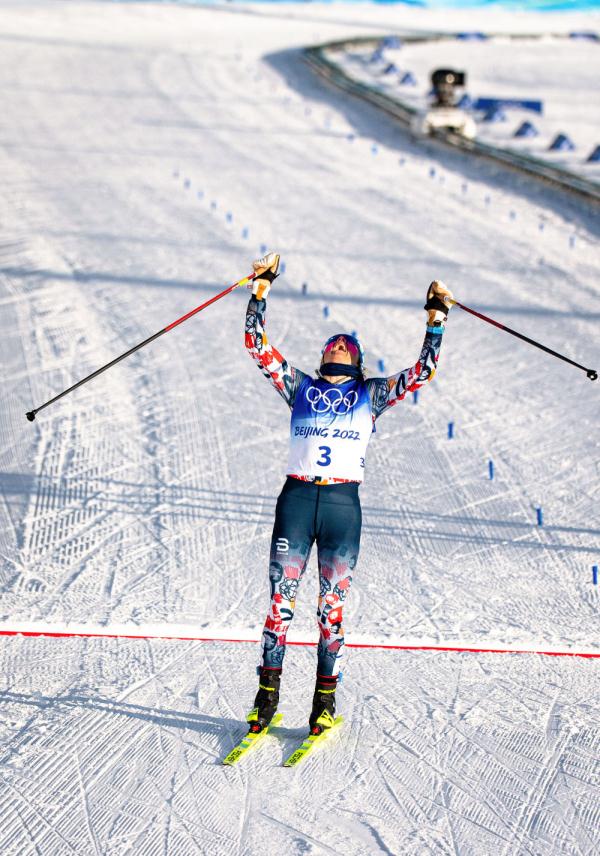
top-left (283, 715), bottom-right (344, 767)
top-left (222, 713), bottom-right (283, 766)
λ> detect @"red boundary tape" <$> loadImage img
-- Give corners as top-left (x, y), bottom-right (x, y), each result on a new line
top-left (0, 629), bottom-right (598, 659)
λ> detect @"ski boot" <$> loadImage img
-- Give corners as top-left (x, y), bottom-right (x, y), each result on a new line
top-left (246, 667), bottom-right (281, 734)
top-left (308, 674), bottom-right (338, 736)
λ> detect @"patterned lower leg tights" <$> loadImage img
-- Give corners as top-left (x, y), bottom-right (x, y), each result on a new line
top-left (260, 477), bottom-right (362, 677)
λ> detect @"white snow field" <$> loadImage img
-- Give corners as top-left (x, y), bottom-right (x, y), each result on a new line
top-left (0, 1), bottom-right (599, 854)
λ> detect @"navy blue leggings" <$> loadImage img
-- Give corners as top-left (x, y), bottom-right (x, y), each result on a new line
top-left (260, 477), bottom-right (362, 677)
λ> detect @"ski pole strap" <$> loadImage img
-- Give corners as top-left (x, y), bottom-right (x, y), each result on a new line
top-left (424, 294), bottom-right (449, 315)
top-left (449, 299), bottom-right (597, 381)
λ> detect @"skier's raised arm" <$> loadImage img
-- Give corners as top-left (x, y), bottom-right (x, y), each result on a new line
top-left (367, 280), bottom-right (453, 418)
top-left (245, 253), bottom-right (307, 408)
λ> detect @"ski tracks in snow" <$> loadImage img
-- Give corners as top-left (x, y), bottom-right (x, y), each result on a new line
top-left (0, 2), bottom-right (599, 854)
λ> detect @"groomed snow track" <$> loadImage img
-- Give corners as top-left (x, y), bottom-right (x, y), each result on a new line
top-left (0, 2), bottom-right (599, 854)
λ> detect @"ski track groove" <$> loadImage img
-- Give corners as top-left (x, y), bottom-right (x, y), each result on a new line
top-left (0, 4), bottom-right (598, 855)
top-left (74, 746), bottom-right (102, 856)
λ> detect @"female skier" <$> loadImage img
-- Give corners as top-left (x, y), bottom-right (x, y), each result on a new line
top-left (244, 252), bottom-right (452, 737)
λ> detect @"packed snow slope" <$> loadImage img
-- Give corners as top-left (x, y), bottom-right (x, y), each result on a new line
top-left (0, 2), bottom-right (599, 854)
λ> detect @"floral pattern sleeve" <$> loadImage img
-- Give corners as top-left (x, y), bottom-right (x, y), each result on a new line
top-left (366, 326), bottom-right (444, 419)
top-left (245, 296), bottom-right (307, 409)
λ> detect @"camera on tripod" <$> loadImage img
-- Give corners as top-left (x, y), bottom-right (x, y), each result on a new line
top-left (431, 69), bottom-right (467, 107)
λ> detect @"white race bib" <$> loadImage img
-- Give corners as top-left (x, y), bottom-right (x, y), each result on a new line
top-left (286, 377), bottom-right (373, 482)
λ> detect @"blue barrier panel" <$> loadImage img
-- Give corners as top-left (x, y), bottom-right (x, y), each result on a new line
top-left (569, 32), bottom-right (599, 41)
top-left (586, 144), bottom-right (600, 163)
top-left (514, 121), bottom-right (539, 139)
top-left (483, 105), bottom-right (507, 123)
top-left (399, 71), bottom-right (417, 86)
top-left (382, 36), bottom-right (402, 49)
top-left (456, 94), bottom-right (474, 109)
top-left (382, 63), bottom-right (397, 75)
top-left (549, 133), bottom-right (576, 152)
top-left (456, 32), bottom-right (488, 40)
top-left (474, 98), bottom-right (543, 115)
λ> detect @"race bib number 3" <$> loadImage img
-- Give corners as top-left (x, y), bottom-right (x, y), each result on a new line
top-left (316, 446), bottom-right (332, 467)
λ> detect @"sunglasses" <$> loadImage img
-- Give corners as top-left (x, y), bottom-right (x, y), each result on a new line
top-left (323, 335), bottom-right (360, 358)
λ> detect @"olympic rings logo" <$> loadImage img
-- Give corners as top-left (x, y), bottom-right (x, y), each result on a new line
top-left (305, 386), bottom-right (358, 414)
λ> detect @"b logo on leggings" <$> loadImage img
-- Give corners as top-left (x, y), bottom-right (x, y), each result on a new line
top-left (275, 538), bottom-right (289, 553)
top-left (306, 386), bottom-right (358, 415)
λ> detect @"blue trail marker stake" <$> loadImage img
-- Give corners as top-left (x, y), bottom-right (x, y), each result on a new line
top-left (323, 305), bottom-right (330, 318)
top-left (301, 282), bottom-right (308, 295)
top-left (413, 390), bottom-right (419, 404)
top-left (280, 262), bottom-right (286, 274)
top-left (197, 191), bottom-right (204, 200)
top-left (184, 179), bottom-right (191, 189)
top-left (447, 422), bottom-right (454, 439)
top-left (242, 227), bottom-right (249, 239)
top-left (377, 359), bottom-right (385, 373)
top-left (593, 565), bottom-right (598, 585)
top-left (260, 244), bottom-right (267, 254)
top-left (536, 507), bottom-right (544, 526)
top-left (488, 460), bottom-right (494, 480)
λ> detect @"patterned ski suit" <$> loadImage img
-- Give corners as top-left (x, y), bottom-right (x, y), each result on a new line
top-left (246, 296), bottom-right (444, 676)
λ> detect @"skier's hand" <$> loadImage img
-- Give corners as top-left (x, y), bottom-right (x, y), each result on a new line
top-left (249, 252), bottom-right (280, 300)
top-left (425, 280), bottom-right (454, 325)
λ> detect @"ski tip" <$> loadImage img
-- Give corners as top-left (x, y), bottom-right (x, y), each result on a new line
top-left (221, 713), bottom-right (284, 766)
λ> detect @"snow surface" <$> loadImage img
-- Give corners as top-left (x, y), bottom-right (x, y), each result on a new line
top-left (0, 1), bottom-right (599, 854)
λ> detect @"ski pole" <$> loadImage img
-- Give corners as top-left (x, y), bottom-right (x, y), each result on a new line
top-left (448, 299), bottom-right (597, 381)
top-left (26, 271), bottom-right (256, 421)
